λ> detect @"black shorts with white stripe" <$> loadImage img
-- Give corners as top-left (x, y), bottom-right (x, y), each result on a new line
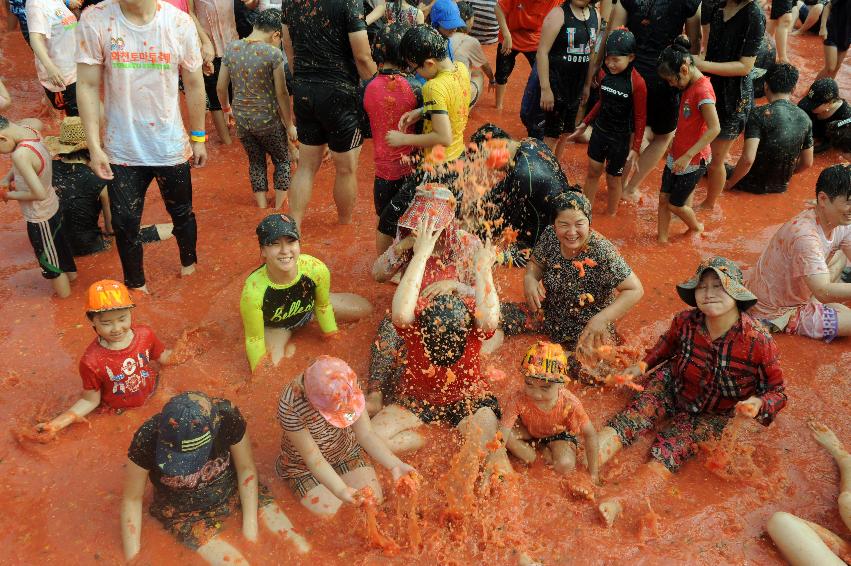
top-left (292, 82), bottom-right (364, 153)
top-left (26, 211), bottom-right (76, 279)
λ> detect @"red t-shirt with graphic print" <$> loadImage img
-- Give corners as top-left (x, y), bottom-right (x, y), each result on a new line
top-left (79, 325), bottom-right (165, 410)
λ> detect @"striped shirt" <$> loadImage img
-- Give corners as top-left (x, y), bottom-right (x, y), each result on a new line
top-left (276, 378), bottom-right (361, 479)
top-left (468, 0), bottom-right (500, 44)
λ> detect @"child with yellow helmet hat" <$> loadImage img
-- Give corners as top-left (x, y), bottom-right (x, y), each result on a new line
top-left (499, 341), bottom-right (600, 484)
top-left (36, 280), bottom-right (173, 436)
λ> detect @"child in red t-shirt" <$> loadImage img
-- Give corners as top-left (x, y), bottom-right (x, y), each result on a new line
top-left (500, 341), bottom-right (599, 483)
top-left (36, 280), bottom-right (172, 436)
top-left (655, 37), bottom-right (720, 243)
top-left (370, 216), bottom-right (513, 478)
top-left (364, 22), bottom-right (423, 254)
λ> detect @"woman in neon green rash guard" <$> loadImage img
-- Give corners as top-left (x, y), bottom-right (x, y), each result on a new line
top-left (241, 214), bottom-right (373, 371)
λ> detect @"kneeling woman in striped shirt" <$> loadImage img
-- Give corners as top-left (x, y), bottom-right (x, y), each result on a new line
top-left (276, 356), bottom-right (416, 516)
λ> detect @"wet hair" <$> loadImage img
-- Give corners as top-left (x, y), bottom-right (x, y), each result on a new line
top-left (827, 119), bottom-right (851, 153)
top-left (657, 36), bottom-right (693, 79)
top-left (764, 63), bottom-right (798, 95)
top-left (470, 123), bottom-right (511, 145)
top-left (0, 115), bottom-right (8, 131)
top-left (551, 190), bottom-right (592, 223)
top-left (815, 164), bottom-right (851, 200)
top-left (253, 8), bottom-right (282, 32)
top-left (401, 24), bottom-right (449, 66)
top-left (374, 22), bottom-right (411, 67)
top-left (419, 294), bottom-right (471, 367)
top-left (62, 149), bottom-right (91, 162)
top-left (457, 1), bottom-right (474, 21)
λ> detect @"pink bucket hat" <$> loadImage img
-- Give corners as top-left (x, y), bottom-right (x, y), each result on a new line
top-left (303, 356), bottom-right (365, 428)
top-left (397, 184), bottom-right (457, 231)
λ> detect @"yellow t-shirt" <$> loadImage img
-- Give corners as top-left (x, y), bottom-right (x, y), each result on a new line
top-left (422, 61), bottom-right (471, 161)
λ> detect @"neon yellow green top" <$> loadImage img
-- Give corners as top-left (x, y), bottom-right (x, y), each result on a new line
top-left (240, 255), bottom-right (337, 371)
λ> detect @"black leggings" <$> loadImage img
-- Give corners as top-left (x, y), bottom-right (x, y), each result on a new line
top-left (204, 57), bottom-right (226, 111)
top-left (109, 162), bottom-right (197, 288)
top-left (495, 47), bottom-right (536, 85)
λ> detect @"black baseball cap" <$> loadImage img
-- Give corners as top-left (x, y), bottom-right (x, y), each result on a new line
top-left (155, 392), bottom-right (220, 476)
top-left (256, 213), bottom-right (300, 246)
top-left (806, 77), bottom-right (840, 106)
top-left (606, 28), bottom-right (636, 57)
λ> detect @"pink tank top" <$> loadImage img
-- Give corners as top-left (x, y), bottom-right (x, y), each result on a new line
top-left (13, 131), bottom-right (59, 223)
top-left (162, 0), bottom-right (189, 12)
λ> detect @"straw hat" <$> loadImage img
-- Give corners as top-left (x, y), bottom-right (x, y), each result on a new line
top-left (43, 117), bottom-right (88, 155)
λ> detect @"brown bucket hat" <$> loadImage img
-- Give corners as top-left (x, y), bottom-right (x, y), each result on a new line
top-left (676, 256), bottom-right (758, 312)
top-left (43, 117), bottom-right (88, 155)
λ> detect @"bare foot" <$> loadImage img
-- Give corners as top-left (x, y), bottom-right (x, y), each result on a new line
top-left (480, 448), bottom-right (516, 490)
top-left (180, 263), bottom-right (196, 277)
top-left (697, 200), bottom-right (716, 211)
top-left (599, 498), bottom-right (623, 527)
top-left (686, 222), bottom-right (705, 237)
top-left (565, 472), bottom-right (596, 501)
top-left (657, 235), bottom-right (669, 244)
top-left (133, 285), bottom-right (150, 294)
top-left (622, 189), bottom-right (641, 203)
top-left (809, 421), bottom-right (846, 457)
top-left (156, 223), bottom-right (174, 240)
top-left (517, 552), bottom-right (543, 566)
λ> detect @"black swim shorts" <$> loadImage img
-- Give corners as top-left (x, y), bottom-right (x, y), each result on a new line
top-left (293, 82), bottom-right (364, 153)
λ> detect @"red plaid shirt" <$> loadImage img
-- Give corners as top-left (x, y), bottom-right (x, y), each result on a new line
top-left (643, 309), bottom-right (787, 426)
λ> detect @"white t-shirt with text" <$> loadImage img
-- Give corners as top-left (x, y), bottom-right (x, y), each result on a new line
top-left (26, 0), bottom-right (78, 92)
top-left (76, 0), bottom-right (202, 166)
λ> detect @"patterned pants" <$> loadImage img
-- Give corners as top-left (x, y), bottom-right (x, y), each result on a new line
top-left (368, 316), bottom-right (407, 399)
top-left (239, 123), bottom-right (291, 193)
top-left (606, 365), bottom-right (729, 472)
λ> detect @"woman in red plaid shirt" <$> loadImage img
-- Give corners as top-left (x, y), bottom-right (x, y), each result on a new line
top-left (592, 256), bottom-right (787, 527)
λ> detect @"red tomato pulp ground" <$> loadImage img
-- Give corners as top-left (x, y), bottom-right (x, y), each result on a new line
top-left (0, 24), bottom-right (849, 566)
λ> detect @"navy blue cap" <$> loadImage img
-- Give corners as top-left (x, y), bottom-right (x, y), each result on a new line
top-left (606, 28), bottom-right (636, 56)
top-left (256, 213), bottom-right (300, 246)
top-left (156, 392), bottom-right (220, 476)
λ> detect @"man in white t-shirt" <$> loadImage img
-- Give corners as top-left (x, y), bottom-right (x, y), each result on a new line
top-left (27, 0), bottom-right (80, 115)
top-left (745, 164), bottom-right (851, 342)
top-left (76, 0), bottom-right (208, 293)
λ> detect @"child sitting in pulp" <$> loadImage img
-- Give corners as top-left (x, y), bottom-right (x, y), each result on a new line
top-left (0, 114), bottom-right (76, 297)
top-left (593, 256), bottom-right (787, 527)
top-left (36, 280), bottom-right (173, 435)
top-left (277, 356), bottom-right (415, 516)
top-left (500, 341), bottom-right (600, 483)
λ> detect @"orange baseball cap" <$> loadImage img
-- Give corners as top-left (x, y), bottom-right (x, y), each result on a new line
top-left (303, 356), bottom-right (365, 428)
top-left (85, 279), bottom-right (135, 313)
top-left (522, 341), bottom-right (568, 383)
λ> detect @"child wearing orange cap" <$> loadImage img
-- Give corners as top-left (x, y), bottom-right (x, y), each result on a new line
top-left (36, 280), bottom-right (173, 435)
top-left (277, 356), bottom-right (416, 516)
top-left (500, 341), bottom-right (600, 483)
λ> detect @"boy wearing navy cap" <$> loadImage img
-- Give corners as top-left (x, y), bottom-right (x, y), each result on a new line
top-left (121, 391), bottom-right (309, 562)
top-left (568, 28), bottom-right (647, 216)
